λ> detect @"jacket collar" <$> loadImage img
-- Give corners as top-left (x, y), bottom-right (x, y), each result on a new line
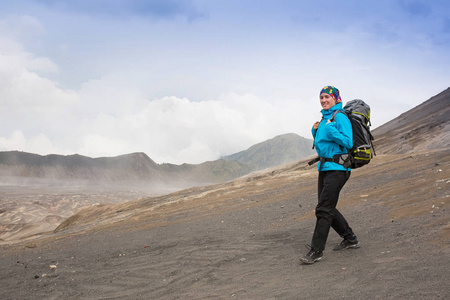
top-left (321, 102), bottom-right (343, 117)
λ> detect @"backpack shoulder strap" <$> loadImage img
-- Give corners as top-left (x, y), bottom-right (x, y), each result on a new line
top-left (329, 110), bottom-right (346, 122)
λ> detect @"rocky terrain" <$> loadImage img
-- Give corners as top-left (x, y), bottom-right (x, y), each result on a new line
top-left (0, 88), bottom-right (448, 299)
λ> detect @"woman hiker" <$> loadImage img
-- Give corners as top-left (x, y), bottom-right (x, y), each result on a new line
top-left (300, 85), bottom-right (360, 265)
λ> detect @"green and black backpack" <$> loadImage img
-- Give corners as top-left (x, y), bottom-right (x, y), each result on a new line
top-left (310, 99), bottom-right (375, 169)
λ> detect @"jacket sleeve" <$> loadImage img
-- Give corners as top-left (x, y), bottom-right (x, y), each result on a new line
top-left (311, 127), bottom-right (317, 138)
top-left (325, 113), bottom-right (353, 150)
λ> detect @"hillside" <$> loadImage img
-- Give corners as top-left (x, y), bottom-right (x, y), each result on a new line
top-left (372, 87), bottom-right (450, 153)
top-left (222, 133), bottom-right (315, 171)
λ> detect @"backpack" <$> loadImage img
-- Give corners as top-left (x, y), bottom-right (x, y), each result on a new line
top-left (309, 99), bottom-right (375, 169)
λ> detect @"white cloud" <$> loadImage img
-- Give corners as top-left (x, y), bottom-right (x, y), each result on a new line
top-left (73, 94), bottom-right (307, 164)
top-left (0, 50), bottom-right (78, 135)
top-left (27, 133), bottom-right (64, 154)
top-left (76, 74), bottom-right (147, 117)
top-left (0, 29), bottom-right (312, 164)
top-left (78, 133), bottom-right (130, 158)
top-left (0, 130), bottom-right (68, 155)
top-left (0, 131), bottom-right (27, 150)
top-left (0, 25), bottom-right (79, 153)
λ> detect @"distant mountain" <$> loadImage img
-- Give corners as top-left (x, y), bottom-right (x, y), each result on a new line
top-left (372, 87), bottom-right (450, 154)
top-left (222, 133), bottom-right (315, 171)
top-left (0, 133), bottom-right (314, 185)
top-left (160, 159), bottom-right (253, 184)
top-left (0, 151), bottom-right (164, 181)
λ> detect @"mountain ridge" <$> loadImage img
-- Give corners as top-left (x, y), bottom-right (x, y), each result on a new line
top-left (0, 133), bottom-right (314, 184)
top-left (222, 133), bottom-right (315, 170)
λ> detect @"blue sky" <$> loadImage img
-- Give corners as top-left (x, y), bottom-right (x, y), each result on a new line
top-left (0, 0), bottom-right (449, 164)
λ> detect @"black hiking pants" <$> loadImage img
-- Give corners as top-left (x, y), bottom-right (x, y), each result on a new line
top-left (311, 170), bottom-right (354, 253)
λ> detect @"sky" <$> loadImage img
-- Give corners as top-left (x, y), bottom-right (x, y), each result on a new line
top-left (0, 0), bottom-right (449, 164)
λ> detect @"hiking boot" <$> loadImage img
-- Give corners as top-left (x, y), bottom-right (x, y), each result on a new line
top-left (300, 249), bottom-right (323, 264)
top-left (333, 238), bottom-right (361, 251)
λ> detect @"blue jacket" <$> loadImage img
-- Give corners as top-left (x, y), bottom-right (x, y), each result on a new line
top-left (311, 102), bottom-right (353, 171)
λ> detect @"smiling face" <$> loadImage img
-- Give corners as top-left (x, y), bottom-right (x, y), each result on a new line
top-left (320, 93), bottom-right (336, 110)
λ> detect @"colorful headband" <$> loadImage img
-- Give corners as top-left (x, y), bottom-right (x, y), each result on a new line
top-left (320, 86), bottom-right (342, 103)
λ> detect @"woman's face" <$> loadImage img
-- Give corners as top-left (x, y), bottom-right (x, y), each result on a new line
top-left (320, 93), bottom-right (336, 110)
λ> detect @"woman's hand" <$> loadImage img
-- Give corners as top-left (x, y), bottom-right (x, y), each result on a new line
top-left (313, 121), bottom-right (320, 130)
